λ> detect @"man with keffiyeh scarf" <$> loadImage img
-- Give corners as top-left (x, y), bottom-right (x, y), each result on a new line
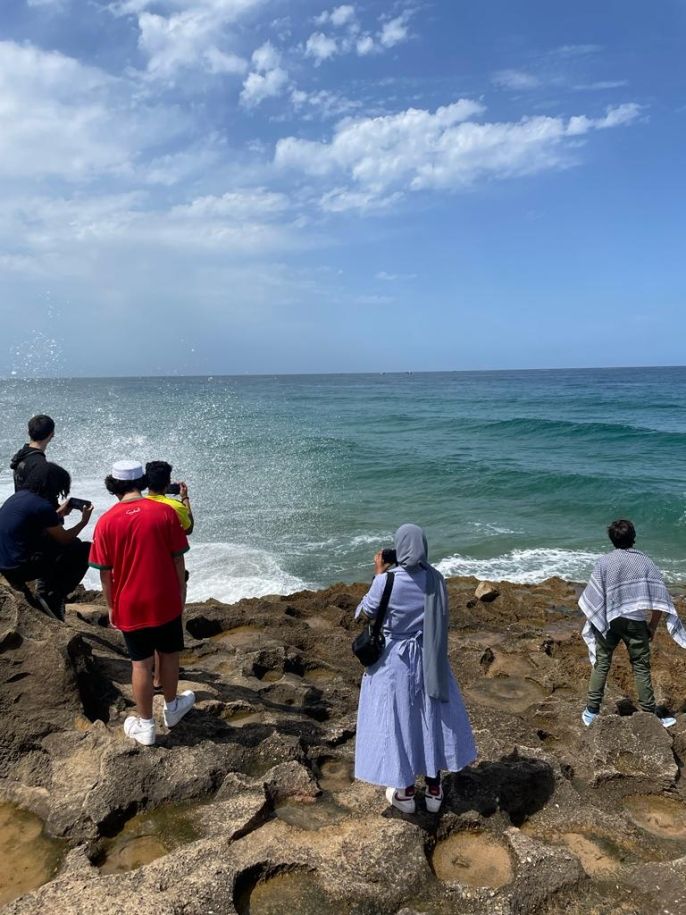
top-left (578, 519), bottom-right (685, 729)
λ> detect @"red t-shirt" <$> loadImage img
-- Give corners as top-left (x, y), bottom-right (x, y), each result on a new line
top-left (89, 497), bottom-right (189, 631)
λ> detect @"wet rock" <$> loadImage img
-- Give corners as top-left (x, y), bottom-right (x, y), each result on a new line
top-left (475, 582), bottom-right (500, 603)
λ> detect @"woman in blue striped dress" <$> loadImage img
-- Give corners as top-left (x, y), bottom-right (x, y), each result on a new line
top-left (354, 523), bottom-right (477, 813)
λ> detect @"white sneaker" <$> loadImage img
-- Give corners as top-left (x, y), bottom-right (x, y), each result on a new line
top-left (425, 786), bottom-right (444, 813)
top-left (163, 690), bottom-right (196, 728)
top-left (660, 715), bottom-right (677, 729)
top-left (124, 716), bottom-right (156, 746)
top-left (581, 708), bottom-right (598, 727)
top-left (385, 786), bottom-right (416, 814)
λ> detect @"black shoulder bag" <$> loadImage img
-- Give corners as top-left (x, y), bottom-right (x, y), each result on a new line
top-left (352, 572), bottom-right (394, 667)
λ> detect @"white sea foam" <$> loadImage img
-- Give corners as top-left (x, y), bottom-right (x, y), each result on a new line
top-left (2, 476), bottom-right (308, 604)
top-left (348, 532), bottom-right (392, 548)
top-left (468, 521), bottom-right (523, 536)
top-left (184, 542), bottom-right (309, 603)
top-left (436, 548), bottom-right (602, 584)
top-left (83, 540), bottom-right (310, 604)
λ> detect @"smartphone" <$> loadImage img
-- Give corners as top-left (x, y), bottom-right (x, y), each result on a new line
top-left (69, 497), bottom-right (92, 512)
top-left (165, 483), bottom-right (181, 495)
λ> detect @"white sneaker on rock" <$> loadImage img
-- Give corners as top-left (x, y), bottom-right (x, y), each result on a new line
top-left (163, 690), bottom-right (196, 728)
top-left (124, 716), bottom-right (156, 746)
top-left (425, 786), bottom-right (444, 814)
top-left (660, 715), bottom-right (677, 729)
top-left (581, 708), bottom-right (598, 727)
top-left (385, 786), bottom-right (416, 814)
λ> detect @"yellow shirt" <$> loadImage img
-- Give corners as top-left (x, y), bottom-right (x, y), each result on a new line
top-left (146, 493), bottom-right (192, 532)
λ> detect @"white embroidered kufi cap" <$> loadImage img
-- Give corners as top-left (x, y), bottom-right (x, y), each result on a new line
top-left (111, 460), bottom-right (144, 481)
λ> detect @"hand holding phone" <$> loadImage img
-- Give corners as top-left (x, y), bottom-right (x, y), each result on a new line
top-left (68, 497), bottom-right (93, 512)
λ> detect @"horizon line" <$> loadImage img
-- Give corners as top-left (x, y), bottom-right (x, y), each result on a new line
top-left (1, 363), bottom-right (686, 382)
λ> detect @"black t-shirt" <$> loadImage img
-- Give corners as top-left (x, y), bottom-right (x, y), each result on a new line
top-left (0, 491), bottom-right (60, 569)
top-left (10, 446), bottom-right (47, 492)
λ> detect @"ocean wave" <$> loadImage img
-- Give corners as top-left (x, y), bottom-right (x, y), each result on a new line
top-left (435, 548), bottom-right (602, 584)
top-left (476, 416), bottom-right (686, 442)
top-left (468, 521), bottom-right (522, 536)
top-left (84, 540), bottom-right (310, 604)
top-left (184, 542), bottom-right (310, 603)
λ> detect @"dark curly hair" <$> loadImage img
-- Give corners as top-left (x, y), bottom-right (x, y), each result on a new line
top-left (23, 461), bottom-right (70, 507)
top-left (608, 519), bottom-right (636, 549)
top-left (105, 474), bottom-right (147, 497)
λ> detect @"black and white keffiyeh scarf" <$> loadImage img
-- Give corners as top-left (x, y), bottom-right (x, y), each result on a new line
top-left (578, 549), bottom-right (686, 664)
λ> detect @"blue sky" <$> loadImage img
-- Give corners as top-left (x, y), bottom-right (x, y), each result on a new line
top-left (0, 0), bottom-right (684, 376)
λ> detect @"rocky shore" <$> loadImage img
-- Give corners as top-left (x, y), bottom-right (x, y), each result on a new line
top-left (2, 575), bottom-right (686, 914)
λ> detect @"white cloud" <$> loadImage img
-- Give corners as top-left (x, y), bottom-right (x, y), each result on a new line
top-left (275, 100), bottom-right (642, 209)
top-left (573, 80), bottom-right (629, 91)
top-left (320, 187), bottom-right (402, 212)
top-left (290, 88), bottom-right (361, 120)
top-left (240, 43), bottom-right (288, 107)
top-left (376, 270), bottom-right (416, 281)
top-left (143, 144), bottom-right (222, 186)
top-left (356, 35), bottom-right (375, 56)
top-left (1, 187), bottom-right (301, 272)
top-left (379, 12), bottom-right (411, 49)
top-left (305, 32), bottom-right (339, 63)
top-left (240, 66), bottom-right (288, 106)
top-left (552, 43), bottom-right (603, 58)
top-left (238, 42), bottom-right (289, 106)
top-left (204, 47), bottom-right (248, 75)
top-left (172, 188), bottom-right (289, 219)
top-left (330, 4), bottom-right (356, 27)
top-left (305, 7), bottom-right (411, 61)
top-left (566, 103), bottom-right (640, 134)
top-left (119, 0), bottom-right (262, 80)
top-left (250, 40), bottom-right (278, 72)
top-left (492, 69), bottom-right (540, 91)
top-left (315, 5), bottom-right (356, 28)
top-left (0, 41), bottom-right (183, 180)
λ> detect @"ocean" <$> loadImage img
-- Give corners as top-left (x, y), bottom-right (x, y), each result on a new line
top-left (1, 367), bottom-right (685, 602)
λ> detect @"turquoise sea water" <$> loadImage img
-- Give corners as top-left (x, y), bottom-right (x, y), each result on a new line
top-left (1, 367), bottom-right (685, 601)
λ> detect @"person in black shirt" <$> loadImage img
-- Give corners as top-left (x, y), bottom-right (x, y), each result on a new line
top-left (0, 461), bottom-right (93, 620)
top-left (10, 415), bottom-right (55, 491)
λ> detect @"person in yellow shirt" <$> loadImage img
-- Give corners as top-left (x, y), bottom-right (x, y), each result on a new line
top-left (145, 461), bottom-right (194, 690)
top-left (145, 461), bottom-right (193, 534)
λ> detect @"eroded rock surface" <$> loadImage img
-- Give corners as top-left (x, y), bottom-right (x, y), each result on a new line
top-left (2, 575), bottom-right (686, 914)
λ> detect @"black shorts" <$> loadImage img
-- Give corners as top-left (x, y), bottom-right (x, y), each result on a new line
top-left (122, 615), bottom-right (184, 662)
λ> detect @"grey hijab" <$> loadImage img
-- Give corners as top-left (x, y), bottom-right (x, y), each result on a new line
top-left (394, 523), bottom-right (449, 702)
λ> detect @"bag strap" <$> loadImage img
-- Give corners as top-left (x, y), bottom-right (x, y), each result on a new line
top-left (371, 571), bottom-right (395, 638)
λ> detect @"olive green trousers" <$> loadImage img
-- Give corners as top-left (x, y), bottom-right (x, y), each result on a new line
top-left (586, 616), bottom-right (655, 714)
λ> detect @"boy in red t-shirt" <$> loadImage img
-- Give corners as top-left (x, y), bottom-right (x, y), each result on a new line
top-left (89, 460), bottom-right (195, 746)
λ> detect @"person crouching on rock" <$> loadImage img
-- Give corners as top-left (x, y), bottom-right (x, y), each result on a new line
top-left (354, 523), bottom-right (477, 814)
top-left (89, 460), bottom-right (195, 746)
top-left (0, 461), bottom-right (92, 620)
top-left (579, 519), bottom-right (686, 729)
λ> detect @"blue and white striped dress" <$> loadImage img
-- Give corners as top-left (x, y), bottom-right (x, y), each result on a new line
top-left (354, 568), bottom-right (477, 789)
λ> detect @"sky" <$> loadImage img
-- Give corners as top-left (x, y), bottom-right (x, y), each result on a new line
top-left (0, 0), bottom-right (684, 376)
